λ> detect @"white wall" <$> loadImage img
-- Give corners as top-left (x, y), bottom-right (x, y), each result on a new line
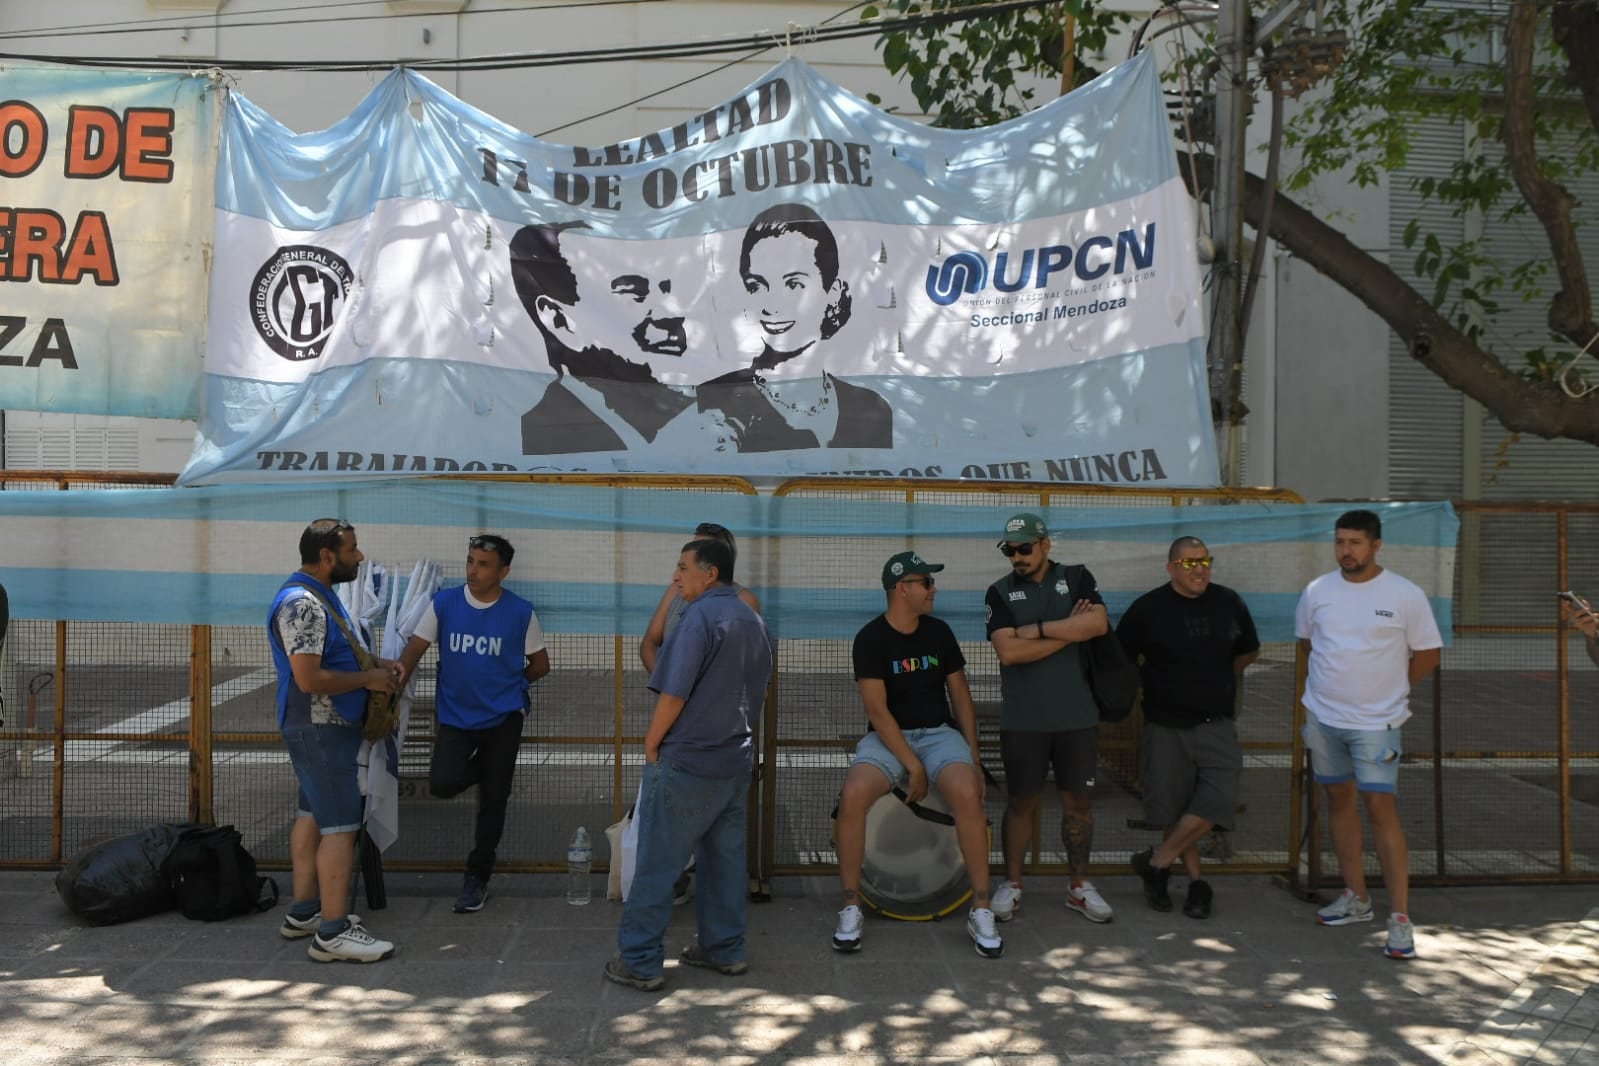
top-left (0, 1), bottom-right (945, 140)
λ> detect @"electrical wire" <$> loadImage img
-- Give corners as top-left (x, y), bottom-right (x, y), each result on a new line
top-left (0, 0), bottom-right (1056, 74)
top-left (537, 2), bottom-right (872, 138)
top-left (0, 0), bottom-right (672, 43)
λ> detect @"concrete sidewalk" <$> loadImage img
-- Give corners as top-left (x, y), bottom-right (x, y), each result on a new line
top-left (1, 869), bottom-right (1594, 1065)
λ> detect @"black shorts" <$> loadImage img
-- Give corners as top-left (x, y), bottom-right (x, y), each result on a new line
top-left (999, 726), bottom-right (1098, 796)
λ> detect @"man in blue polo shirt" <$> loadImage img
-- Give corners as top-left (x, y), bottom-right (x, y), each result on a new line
top-left (397, 534), bottom-right (550, 914)
top-left (605, 537), bottom-right (774, 992)
top-left (268, 518), bottom-right (401, 963)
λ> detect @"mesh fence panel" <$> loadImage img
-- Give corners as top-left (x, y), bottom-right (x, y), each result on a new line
top-left (1, 620), bottom-right (193, 864)
top-left (5, 476), bottom-right (1594, 885)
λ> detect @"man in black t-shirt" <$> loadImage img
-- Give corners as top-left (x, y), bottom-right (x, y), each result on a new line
top-left (832, 551), bottom-right (1001, 959)
top-left (1117, 536), bottom-right (1259, 919)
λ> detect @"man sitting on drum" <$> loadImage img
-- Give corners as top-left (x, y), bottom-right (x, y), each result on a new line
top-left (832, 551), bottom-right (1002, 959)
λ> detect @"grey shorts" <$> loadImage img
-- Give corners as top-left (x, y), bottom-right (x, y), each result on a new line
top-left (1141, 719), bottom-right (1242, 830)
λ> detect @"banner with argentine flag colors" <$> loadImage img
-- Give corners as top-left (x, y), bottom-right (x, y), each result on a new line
top-left (0, 484), bottom-right (1454, 645)
top-left (0, 65), bottom-right (218, 419)
top-left (183, 52), bottom-right (1215, 486)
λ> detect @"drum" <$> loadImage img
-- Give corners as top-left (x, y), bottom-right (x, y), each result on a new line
top-left (839, 785), bottom-right (975, 921)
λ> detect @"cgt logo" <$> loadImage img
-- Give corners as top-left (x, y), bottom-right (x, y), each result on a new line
top-left (250, 245), bottom-right (355, 361)
top-left (924, 223), bottom-right (1157, 307)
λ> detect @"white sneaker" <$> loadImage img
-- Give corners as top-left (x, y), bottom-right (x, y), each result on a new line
top-left (1066, 881), bottom-right (1114, 923)
top-left (990, 881), bottom-right (1022, 922)
top-left (967, 907), bottom-right (1004, 958)
top-left (1316, 888), bottom-right (1374, 926)
top-left (832, 904), bottom-right (864, 953)
top-left (307, 919), bottom-right (395, 963)
top-left (281, 911), bottom-right (359, 939)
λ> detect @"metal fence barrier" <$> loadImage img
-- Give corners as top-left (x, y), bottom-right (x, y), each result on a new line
top-left (1297, 501), bottom-right (1599, 888)
top-left (2, 473), bottom-right (1593, 888)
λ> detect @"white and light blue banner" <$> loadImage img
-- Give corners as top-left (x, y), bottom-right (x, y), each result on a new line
top-left (0, 484), bottom-right (1454, 645)
top-left (184, 52), bottom-right (1217, 486)
top-left (0, 65), bottom-right (219, 419)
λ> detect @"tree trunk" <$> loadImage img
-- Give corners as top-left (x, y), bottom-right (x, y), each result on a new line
top-left (1180, 152), bottom-right (1599, 446)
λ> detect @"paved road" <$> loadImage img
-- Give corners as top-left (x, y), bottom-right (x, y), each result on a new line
top-left (3, 870), bottom-right (1594, 1064)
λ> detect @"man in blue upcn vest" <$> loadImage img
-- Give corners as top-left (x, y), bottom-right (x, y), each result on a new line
top-left (268, 518), bottom-right (401, 963)
top-left (398, 534), bottom-right (551, 914)
top-left (605, 537), bottom-right (774, 992)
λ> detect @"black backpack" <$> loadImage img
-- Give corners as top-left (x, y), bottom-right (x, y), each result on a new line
top-left (1062, 564), bottom-right (1141, 723)
top-left (160, 825), bottom-right (279, 921)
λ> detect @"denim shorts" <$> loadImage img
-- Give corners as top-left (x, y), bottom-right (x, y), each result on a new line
top-left (1302, 715), bottom-right (1403, 794)
top-left (282, 721), bottom-right (364, 834)
top-left (852, 726), bottom-right (975, 790)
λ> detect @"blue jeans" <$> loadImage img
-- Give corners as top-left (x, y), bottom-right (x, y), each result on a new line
top-left (618, 759), bottom-right (748, 978)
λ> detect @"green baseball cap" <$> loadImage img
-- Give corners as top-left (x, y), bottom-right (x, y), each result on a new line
top-left (881, 551), bottom-right (944, 590)
top-left (999, 512), bottom-right (1049, 545)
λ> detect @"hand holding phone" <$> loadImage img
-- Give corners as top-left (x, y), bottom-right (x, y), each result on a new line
top-left (1561, 591), bottom-right (1599, 640)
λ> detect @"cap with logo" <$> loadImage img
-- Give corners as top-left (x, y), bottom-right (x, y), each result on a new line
top-left (881, 551), bottom-right (945, 590)
top-left (999, 512), bottom-right (1049, 545)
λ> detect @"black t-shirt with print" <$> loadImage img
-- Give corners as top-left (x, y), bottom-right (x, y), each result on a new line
top-left (852, 613), bottom-right (967, 731)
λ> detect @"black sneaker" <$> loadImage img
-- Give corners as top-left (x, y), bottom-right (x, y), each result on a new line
top-left (1131, 847), bottom-right (1173, 912)
top-left (453, 874), bottom-right (488, 913)
top-left (679, 944), bottom-right (749, 975)
top-left (1183, 879), bottom-right (1214, 920)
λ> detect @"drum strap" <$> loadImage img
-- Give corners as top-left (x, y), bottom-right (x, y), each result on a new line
top-left (889, 786), bottom-right (956, 826)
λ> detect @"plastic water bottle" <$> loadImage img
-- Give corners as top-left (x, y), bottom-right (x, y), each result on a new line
top-left (566, 826), bottom-right (592, 905)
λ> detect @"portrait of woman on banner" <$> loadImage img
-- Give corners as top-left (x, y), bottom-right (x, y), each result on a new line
top-left (696, 203), bottom-right (893, 452)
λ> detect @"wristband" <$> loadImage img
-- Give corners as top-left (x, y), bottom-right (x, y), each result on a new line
top-left (1037, 619), bottom-right (1045, 638)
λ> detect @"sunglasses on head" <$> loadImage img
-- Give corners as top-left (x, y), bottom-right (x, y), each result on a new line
top-left (694, 522), bottom-right (730, 539)
top-left (469, 535), bottom-right (514, 564)
top-left (1175, 556), bottom-right (1214, 570)
top-left (308, 518), bottom-right (352, 536)
top-left (999, 541), bottom-right (1038, 558)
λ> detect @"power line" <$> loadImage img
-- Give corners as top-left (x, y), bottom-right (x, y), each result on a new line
top-left (535, 1), bottom-right (872, 137)
top-left (0, 0), bottom-right (671, 42)
top-left (0, 0), bottom-right (1054, 73)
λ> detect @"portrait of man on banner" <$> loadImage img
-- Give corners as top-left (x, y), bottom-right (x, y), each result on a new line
top-left (510, 221), bottom-right (696, 454)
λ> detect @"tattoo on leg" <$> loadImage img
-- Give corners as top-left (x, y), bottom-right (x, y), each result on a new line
top-left (842, 889), bottom-right (859, 904)
top-left (1062, 813), bottom-right (1093, 876)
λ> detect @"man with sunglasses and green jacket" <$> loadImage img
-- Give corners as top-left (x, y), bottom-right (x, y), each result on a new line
top-left (984, 512), bottom-right (1112, 924)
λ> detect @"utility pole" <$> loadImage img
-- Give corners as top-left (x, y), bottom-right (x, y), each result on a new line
top-left (1208, 0), bottom-right (1252, 486)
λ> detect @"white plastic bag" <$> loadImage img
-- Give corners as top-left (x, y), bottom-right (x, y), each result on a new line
top-left (604, 814), bottom-right (628, 901)
top-left (618, 780), bottom-right (643, 901)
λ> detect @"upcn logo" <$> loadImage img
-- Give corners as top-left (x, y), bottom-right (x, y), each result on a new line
top-left (924, 222), bottom-right (1157, 306)
top-left (250, 245), bottom-right (355, 361)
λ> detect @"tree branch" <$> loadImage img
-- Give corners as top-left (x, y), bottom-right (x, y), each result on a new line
top-left (1505, 0), bottom-right (1596, 350)
top-left (1181, 152), bottom-right (1599, 445)
top-left (1552, 1), bottom-right (1599, 136)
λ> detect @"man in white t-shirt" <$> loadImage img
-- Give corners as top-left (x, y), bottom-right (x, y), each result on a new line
top-left (1295, 509), bottom-right (1442, 961)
